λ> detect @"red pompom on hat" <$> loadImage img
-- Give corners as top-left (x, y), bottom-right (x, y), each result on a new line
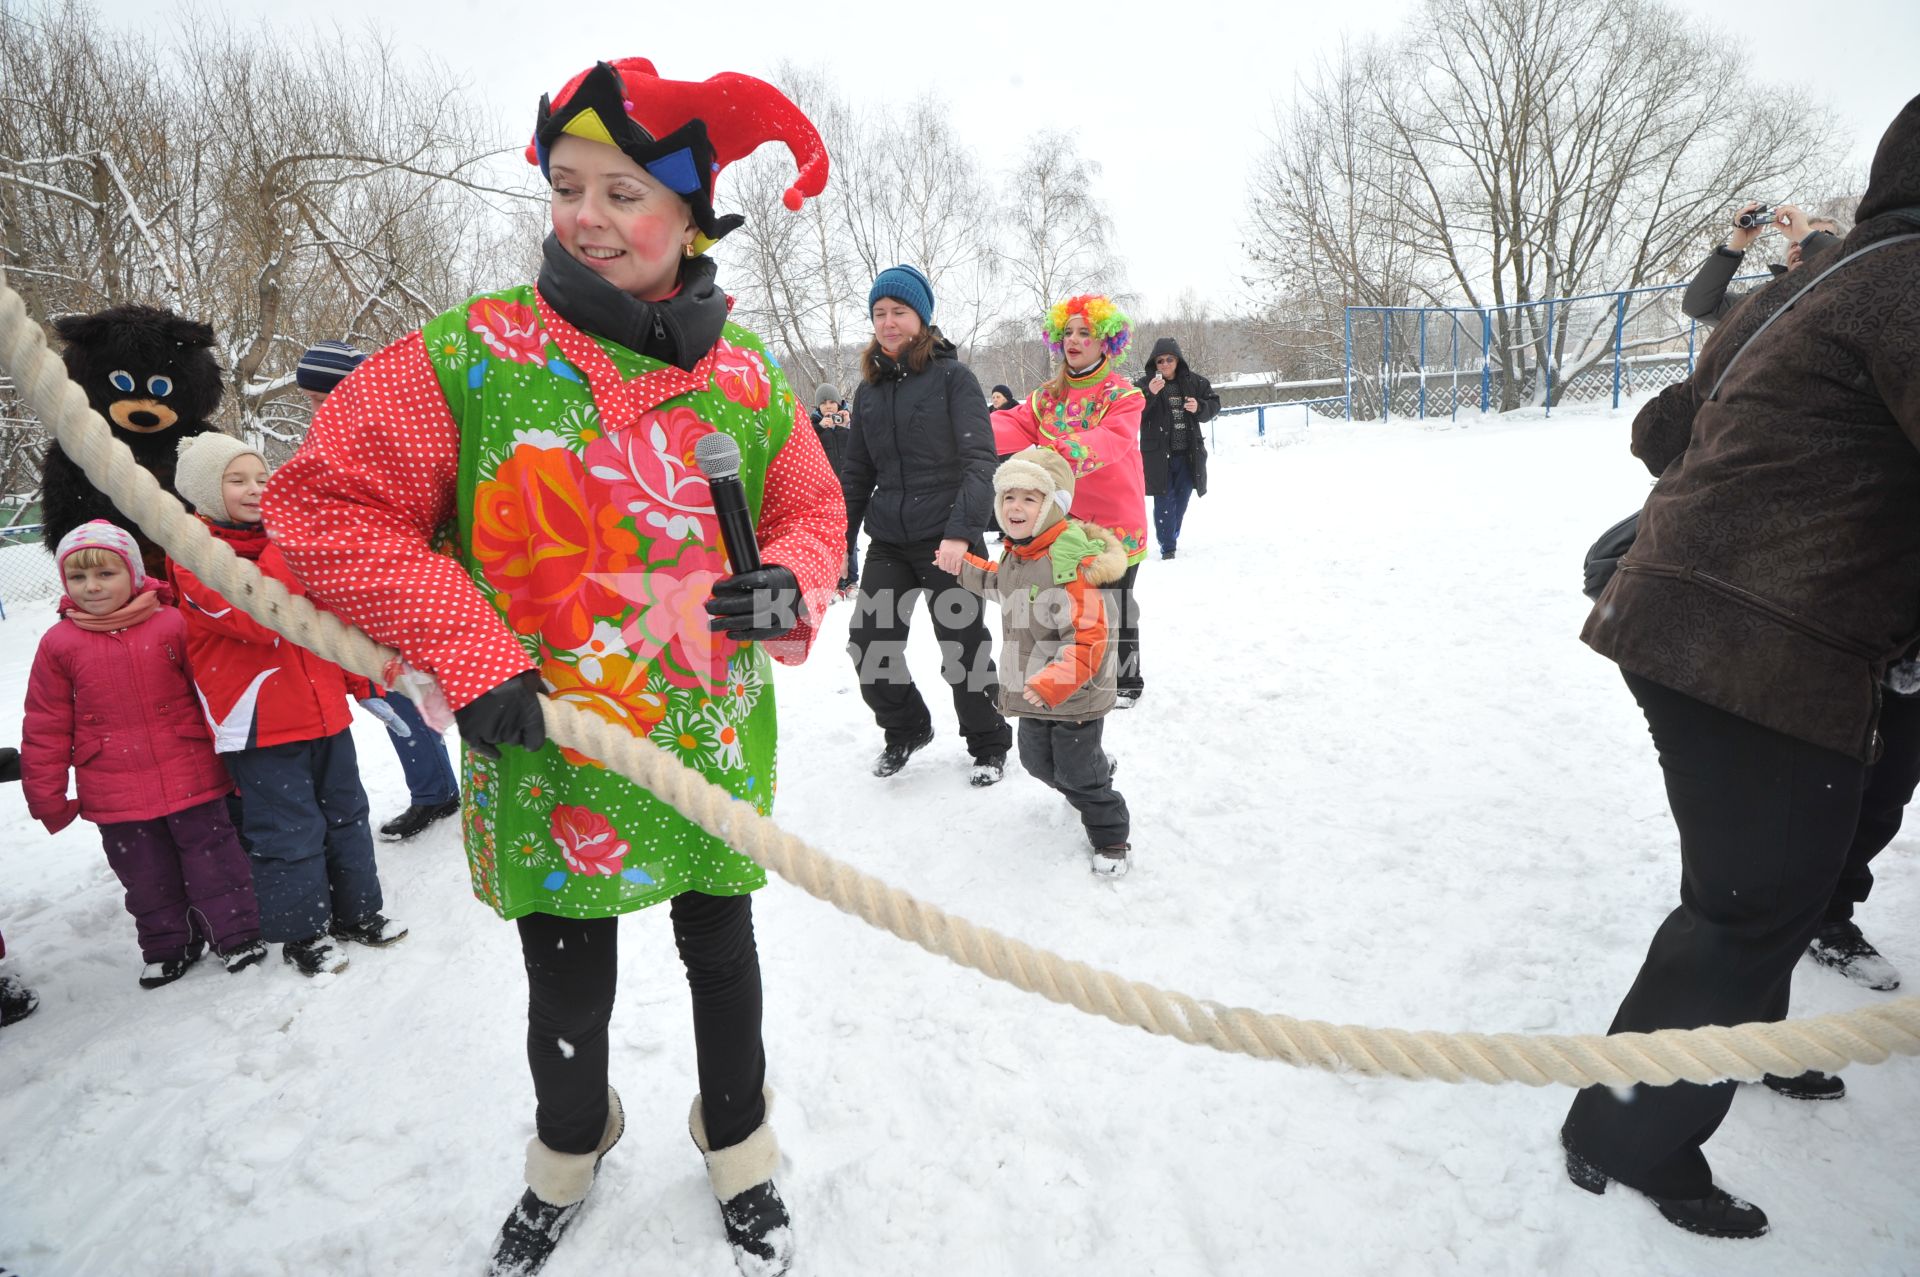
top-left (527, 58), bottom-right (829, 253)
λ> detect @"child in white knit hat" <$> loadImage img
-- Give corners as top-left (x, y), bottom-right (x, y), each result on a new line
top-left (957, 446), bottom-right (1134, 874)
top-left (168, 432), bottom-right (407, 975)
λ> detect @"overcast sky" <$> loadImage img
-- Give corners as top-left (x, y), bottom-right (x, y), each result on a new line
top-left (94, 0), bottom-right (1920, 315)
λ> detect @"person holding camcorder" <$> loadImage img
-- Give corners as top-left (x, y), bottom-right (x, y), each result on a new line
top-left (1681, 200), bottom-right (1843, 327)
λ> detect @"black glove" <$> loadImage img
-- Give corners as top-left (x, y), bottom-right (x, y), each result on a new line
top-left (706, 565), bottom-right (801, 640)
top-left (455, 670), bottom-right (547, 759)
top-left (839, 548), bottom-right (859, 591)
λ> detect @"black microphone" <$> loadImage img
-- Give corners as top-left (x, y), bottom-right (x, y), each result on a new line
top-left (694, 432), bottom-right (761, 574)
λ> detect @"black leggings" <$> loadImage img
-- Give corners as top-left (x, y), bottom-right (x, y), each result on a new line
top-left (1562, 671), bottom-right (1862, 1197)
top-left (517, 892), bottom-right (767, 1155)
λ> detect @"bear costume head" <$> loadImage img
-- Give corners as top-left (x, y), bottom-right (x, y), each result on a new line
top-left (39, 304), bottom-right (224, 572)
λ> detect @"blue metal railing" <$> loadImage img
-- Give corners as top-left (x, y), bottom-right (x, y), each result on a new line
top-left (1213, 395), bottom-right (1348, 442)
top-left (1342, 275), bottom-right (1770, 421)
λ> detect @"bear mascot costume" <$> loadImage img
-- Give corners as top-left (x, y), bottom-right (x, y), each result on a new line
top-left (40, 304), bottom-right (222, 576)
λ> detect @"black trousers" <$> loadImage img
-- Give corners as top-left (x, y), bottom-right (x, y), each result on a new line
top-left (1017, 717), bottom-right (1129, 846)
top-left (517, 892), bottom-right (767, 1156)
top-left (1563, 671), bottom-right (1862, 1197)
top-left (846, 537), bottom-right (1011, 760)
top-left (1827, 688), bottom-right (1920, 925)
top-left (1107, 562), bottom-right (1143, 694)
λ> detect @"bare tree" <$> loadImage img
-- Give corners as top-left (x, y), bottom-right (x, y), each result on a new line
top-left (997, 131), bottom-right (1116, 315)
top-left (0, 0), bottom-right (535, 461)
top-left (718, 69), bottom-right (1023, 396)
top-left (1247, 0), bottom-right (1841, 410)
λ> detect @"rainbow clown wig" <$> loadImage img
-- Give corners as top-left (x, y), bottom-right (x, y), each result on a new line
top-left (1043, 294), bottom-right (1131, 363)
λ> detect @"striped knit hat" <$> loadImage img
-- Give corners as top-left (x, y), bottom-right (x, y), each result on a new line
top-left (295, 340), bottom-right (366, 393)
top-left (56, 520), bottom-right (146, 589)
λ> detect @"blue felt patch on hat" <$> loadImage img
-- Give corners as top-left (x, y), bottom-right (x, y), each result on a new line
top-left (645, 147), bottom-right (702, 195)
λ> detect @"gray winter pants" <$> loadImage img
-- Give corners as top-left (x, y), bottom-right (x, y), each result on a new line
top-left (1017, 717), bottom-right (1129, 847)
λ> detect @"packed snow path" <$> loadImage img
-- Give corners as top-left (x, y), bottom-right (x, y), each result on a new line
top-left (2, 404), bottom-right (1915, 1273)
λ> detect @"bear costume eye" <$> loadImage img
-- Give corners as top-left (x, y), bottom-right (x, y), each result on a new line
top-left (147, 374), bottom-right (173, 397)
top-left (109, 370), bottom-right (136, 393)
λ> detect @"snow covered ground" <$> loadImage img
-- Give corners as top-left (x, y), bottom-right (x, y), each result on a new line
top-left (2, 399), bottom-right (1915, 1276)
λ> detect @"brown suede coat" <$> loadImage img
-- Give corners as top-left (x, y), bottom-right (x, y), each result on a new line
top-left (1586, 95), bottom-right (1920, 762)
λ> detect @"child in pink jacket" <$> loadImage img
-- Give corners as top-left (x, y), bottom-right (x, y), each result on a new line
top-left (20, 521), bottom-right (266, 988)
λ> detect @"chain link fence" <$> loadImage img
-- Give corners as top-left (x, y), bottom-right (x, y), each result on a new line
top-left (1343, 276), bottom-right (1768, 421)
top-left (0, 522), bottom-right (57, 619)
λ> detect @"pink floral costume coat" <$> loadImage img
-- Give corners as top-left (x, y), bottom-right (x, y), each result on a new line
top-left (992, 360), bottom-right (1148, 563)
top-left (264, 289), bottom-right (845, 920)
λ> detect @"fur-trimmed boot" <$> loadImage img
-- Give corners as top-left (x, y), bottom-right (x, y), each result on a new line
top-left (487, 1086), bottom-right (625, 1277)
top-left (690, 1088), bottom-right (793, 1276)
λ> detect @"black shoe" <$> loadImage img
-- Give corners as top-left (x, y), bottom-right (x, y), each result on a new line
top-left (283, 935), bottom-right (349, 977)
top-left (1563, 1137), bottom-right (1768, 1239)
top-left (379, 797), bottom-right (462, 842)
top-left (872, 726), bottom-right (934, 778)
top-left (0, 974), bottom-right (38, 1026)
top-left (968, 753), bottom-right (1006, 787)
top-left (1091, 843), bottom-right (1131, 876)
top-left (490, 1088), bottom-right (624, 1277)
top-left (139, 943), bottom-right (206, 989)
top-left (720, 1180), bottom-right (794, 1275)
top-left (329, 913), bottom-right (410, 948)
top-left (488, 1188), bottom-right (582, 1277)
top-left (1761, 1070), bottom-right (1845, 1100)
top-left (221, 939), bottom-right (269, 974)
top-left (1808, 919), bottom-right (1901, 990)
top-left (1161, 547), bottom-right (1176, 560)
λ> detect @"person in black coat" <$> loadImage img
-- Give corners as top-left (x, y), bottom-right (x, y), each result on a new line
top-left (1134, 337), bottom-right (1219, 559)
top-left (810, 383), bottom-right (857, 589)
top-left (843, 265), bottom-right (1012, 782)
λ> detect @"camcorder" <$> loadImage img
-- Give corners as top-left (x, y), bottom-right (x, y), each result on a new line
top-left (1736, 204), bottom-right (1777, 229)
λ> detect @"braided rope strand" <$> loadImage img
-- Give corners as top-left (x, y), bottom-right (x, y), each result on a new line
top-left (5, 266), bottom-right (1916, 1088)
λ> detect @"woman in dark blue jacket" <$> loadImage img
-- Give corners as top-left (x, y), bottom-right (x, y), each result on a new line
top-left (842, 265), bottom-right (1011, 783)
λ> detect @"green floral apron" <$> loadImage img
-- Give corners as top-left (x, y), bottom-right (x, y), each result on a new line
top-left (421, 286), bottom-right (796, 919)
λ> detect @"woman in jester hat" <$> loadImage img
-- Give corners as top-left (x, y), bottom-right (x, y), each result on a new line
top-left (262, 57), bottom-right (844, 1276)
top-left (991, 295), bottom-right (1150, 706)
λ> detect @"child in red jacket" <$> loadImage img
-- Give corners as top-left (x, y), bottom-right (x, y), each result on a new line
top-left (21, 521), bottom-right (266, 987)
top-left (169, 434), bottom-right (407, 976)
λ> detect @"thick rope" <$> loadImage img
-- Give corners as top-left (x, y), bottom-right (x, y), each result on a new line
top-left (5, 267), bottom-right (1917, 1088)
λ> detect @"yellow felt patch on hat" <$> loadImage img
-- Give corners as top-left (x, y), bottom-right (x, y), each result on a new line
top-left (561, 108), bottom-right (619, 148)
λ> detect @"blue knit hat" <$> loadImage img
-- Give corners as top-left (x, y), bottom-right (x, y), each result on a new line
top-left (295, 340), bottom-right (366, 393)
top-left (868, 265), bottom-right (934, 326)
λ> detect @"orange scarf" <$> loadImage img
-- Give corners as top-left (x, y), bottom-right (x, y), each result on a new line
top-left (60, 581), bottom-right (169, 632)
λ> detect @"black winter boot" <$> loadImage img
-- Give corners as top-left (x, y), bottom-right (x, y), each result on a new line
top-left (379, 798), bottom-right (462, 842)
top-left (1761, 1070), bottom-right (1846, 1101)
top-left (0, 974), bottom-right (38, 1026)
top-left (968, 753), bottom-right (1006, 788)
top-left (691, 1088), bottom-right (793, 1276)
top-left (283, 935), bottom-right (348, 977)
top-left (329, 912), bottom-right (410, 948)
top-left (139, 943), bottom-right (206, 989)
top-left (488, 1087), bottom-right (625, 1277)
top-left (221, 939), bottom-right (269, 974)
top-left (1808, 920), bottom-right (1901, 990)
top-left (871, 725), bottom-right (933, 778)
top-left (1561, 1130), bottom-right (1767, 1238)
